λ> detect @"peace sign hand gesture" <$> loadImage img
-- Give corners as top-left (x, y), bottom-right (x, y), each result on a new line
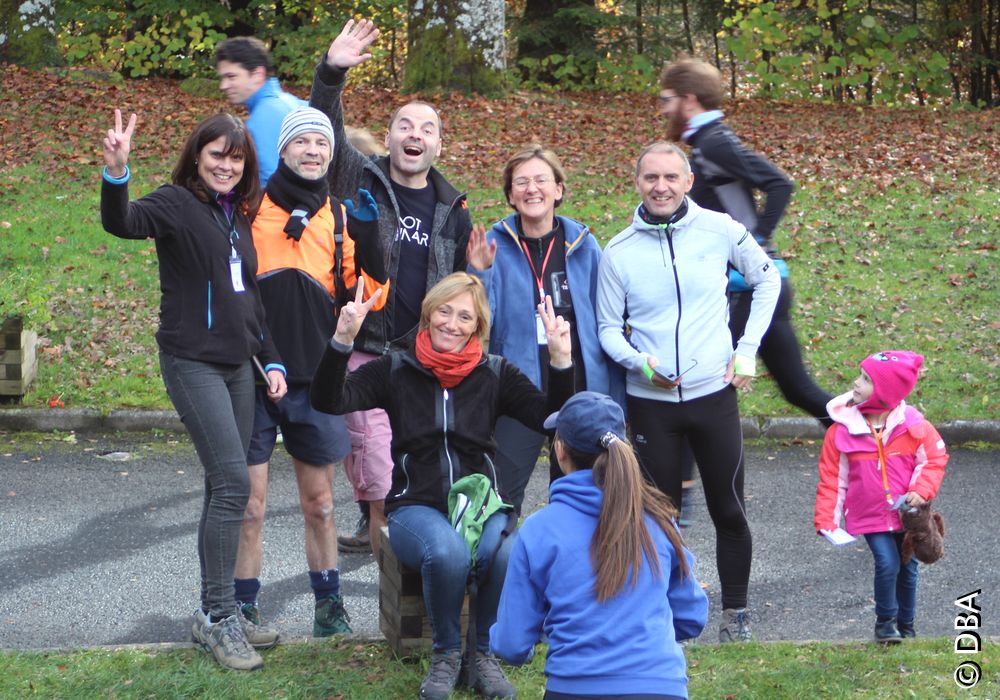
top-left (538, 295), bottom-right (572, 369)
top-left (103, 109), bottom-right (137, 178)
top-left (333, 277), bottom-right (383, 346)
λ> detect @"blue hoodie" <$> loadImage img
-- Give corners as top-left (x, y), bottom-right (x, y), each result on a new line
top-left (473, 214), bottom-right (624, 404)
top-left (490, 470), bottom-right (708, 697)
top-left (245, 77), bottom-right (307, 185)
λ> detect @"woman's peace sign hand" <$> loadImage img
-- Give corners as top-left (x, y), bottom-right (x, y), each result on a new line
top-left (333, 278), bottom-right (383, 346)
top-left (538, 295), bottom-right (572, 369)
top-left (103, 109), bottom-right (137, 178)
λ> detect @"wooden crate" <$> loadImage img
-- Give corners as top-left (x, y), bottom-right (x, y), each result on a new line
top-left (378, 526), bottom-right (470, 657)
top-left (0, 318), bottom-right (37, 396)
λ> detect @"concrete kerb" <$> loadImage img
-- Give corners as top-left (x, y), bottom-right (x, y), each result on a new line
top-left (0, 409), bottom-right (997, 444)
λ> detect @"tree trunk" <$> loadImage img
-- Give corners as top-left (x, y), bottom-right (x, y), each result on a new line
top-left (1, 0), bottom-right (62, 66)
top-left (681, 0), bottom-right (694, 54)
top-left (405, 0), bottom-right (506, 94)
top-left (636, 0), bottom-right (644, 55)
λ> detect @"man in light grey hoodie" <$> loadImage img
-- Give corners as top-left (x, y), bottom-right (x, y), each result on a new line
top-left (596, 141), bottom-right (779, 644)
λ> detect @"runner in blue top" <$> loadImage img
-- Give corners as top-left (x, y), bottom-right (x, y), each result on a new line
top-left (216, 36), bottom-right (306, 185)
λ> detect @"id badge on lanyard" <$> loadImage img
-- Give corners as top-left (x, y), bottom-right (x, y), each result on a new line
top-left (229, 246), bottom-right (245, 293)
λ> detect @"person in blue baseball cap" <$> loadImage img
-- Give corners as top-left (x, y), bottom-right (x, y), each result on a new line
top-left (490, 391), bottom-right (709, 699)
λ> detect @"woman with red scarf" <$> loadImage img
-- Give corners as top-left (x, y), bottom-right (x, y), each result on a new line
top-left (311, 272), bottom-right (573, 699)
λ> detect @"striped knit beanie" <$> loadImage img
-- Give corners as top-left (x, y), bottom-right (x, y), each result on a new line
top-left (277, 107), bottom-right (334, 155)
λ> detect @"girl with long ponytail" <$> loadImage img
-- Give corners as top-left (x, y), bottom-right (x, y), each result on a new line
top-left (490, 391), bottom-right (708, 700)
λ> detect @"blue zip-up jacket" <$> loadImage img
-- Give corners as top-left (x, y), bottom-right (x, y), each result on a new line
top-left (472, 214), bottom-right (622, 404)
top-left (246, 77), bottom-right (306, 185)
top-left (490, 469), bottom-right (708, 696)
top-left (597, 197), bottom-right (780, 401)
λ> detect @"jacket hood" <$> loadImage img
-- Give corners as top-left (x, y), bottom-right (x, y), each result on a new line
top-left (494, 213), bottom-right (591, 256)
top-left (826, 391), bottom-right (923, 435)
top-left (549, 469), bottom-right (603, 518)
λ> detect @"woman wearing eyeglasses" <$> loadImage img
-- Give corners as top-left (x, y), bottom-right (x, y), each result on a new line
top-left (467, 145), bottom-right (622, 513)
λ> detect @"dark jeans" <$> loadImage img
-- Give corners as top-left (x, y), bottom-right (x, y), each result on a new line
top-left (493, 415), bottom-right (552, 513)
top-left (628, 387), bottom-right (751, 610)
top-left (388, 505), bottom-right (515, 652)
top-left (160, 351), bottom-right (255, 617)
top-left (864, 531), bottom-right (918, 624)
top-left (730, 278), bottom-right (833, 425)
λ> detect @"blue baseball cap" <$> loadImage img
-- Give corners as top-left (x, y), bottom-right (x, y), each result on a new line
top-left (543, 391), bottom-right (626, 455)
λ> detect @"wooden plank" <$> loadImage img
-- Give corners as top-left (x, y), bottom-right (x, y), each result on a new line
top-left (0, 317), bottom-right (23, 334)
top-left (0, 332), bottom-right (34, 357)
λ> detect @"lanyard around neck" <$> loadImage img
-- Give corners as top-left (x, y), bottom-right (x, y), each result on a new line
top-left (520, 236), bottom-right (556, 301)
top-left (867, 418), bottom-right (894, 505)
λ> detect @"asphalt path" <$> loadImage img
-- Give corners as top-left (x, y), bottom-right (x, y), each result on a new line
top-left (1, 432), bottom-right (995, 650)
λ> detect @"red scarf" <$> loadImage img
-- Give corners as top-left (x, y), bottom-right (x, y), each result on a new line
top-left (415, 329), bottom-right (483, 389)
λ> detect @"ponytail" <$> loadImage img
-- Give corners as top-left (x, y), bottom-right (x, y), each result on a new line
top-left (560, 435), bottom-right (691, 603)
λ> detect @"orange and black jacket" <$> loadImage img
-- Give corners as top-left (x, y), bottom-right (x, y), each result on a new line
top-left (253, 194), bottom-right (389, 383)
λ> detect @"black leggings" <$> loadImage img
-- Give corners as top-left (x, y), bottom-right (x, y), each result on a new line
top-left (628, 387), bottom-right (751, 610)
top-left (730, 278), bottom-right (833, 425)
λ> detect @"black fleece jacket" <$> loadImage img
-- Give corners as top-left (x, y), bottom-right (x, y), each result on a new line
top-left (310, 338), bottom-right (574, 514)
top-left (101, 181), bottom-right (281, 367)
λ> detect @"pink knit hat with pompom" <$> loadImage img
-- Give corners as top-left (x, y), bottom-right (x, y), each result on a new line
top-left (855, 350), bottom-right (924, 414)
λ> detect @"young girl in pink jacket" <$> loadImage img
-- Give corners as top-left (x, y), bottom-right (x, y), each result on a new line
top-left (814, 350), bottom-right (948, 643)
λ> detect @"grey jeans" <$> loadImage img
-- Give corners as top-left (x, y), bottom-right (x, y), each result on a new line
top-left (160, 351), bottom-right (254, 617)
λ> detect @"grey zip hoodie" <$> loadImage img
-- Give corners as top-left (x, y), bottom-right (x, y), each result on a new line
top-left (596, 197), bottom-right (780, 402)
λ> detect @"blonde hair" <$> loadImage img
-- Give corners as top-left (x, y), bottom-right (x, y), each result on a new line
top-left (419, 272), bottom-right (491, 349)
top-left (557, 434), bottom-right (691, 602)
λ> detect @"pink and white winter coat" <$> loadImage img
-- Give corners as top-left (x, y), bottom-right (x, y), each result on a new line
top-left (814, 392), bottom-right (948, 536)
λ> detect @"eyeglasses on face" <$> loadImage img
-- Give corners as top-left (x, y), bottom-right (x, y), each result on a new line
top-left (512, 174), bottom-right (554, 190)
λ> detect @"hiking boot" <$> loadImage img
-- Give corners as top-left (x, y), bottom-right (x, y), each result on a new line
top-left (875, 618), bottom-right (903, 644)
top-left (313, 594), bottom-right (352, 637)
top-left (237, 603), bottom-right (280, 649)
top-left (191, 610), bottom-right (264, 671)
top-left (338, 515), bottom-right (371, 554)
top-left (419, 649), bottom-right (462, 700)
top-left (719, 608), bottom-right (753, 643)
top-left (897, 620), bottom-right (916, 638)
top-left (473, 651), bottom-right (517, 699)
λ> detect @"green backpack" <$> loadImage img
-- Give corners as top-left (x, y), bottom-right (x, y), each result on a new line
top-left (447, 473), bottom-right (511, 564)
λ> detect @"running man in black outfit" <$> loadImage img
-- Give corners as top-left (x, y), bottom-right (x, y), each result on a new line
top-left (658, 59), bottom-right (832, 426)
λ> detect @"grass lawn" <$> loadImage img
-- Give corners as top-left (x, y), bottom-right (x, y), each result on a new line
top-left (1, 637), bottom-right (996, 699)
top-left (1, 67), bottom-right (998, 419)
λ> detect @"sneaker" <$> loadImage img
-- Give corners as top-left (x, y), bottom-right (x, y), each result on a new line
top-left (420, 649), bottom-right (462, 700)
top-left (898, 621), bottom-right (916, 638)
top-left (237, 603), bottom-right (280, 649)
top-left (473, 651), bottom-right (517, 699)
top-left (191, 610), bottom-right (264, 671)
top-left (875, 618), bottom-right (903, 644)
top-left (719, 608), bottom-right (753, 643)
top-left (338, 515), bottom-right (372, 554)
top-left (313, 594), bottom-right (352, 637)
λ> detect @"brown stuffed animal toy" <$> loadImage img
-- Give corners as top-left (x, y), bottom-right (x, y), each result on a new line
top-left (900, 503), bottom-right (945, 565)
